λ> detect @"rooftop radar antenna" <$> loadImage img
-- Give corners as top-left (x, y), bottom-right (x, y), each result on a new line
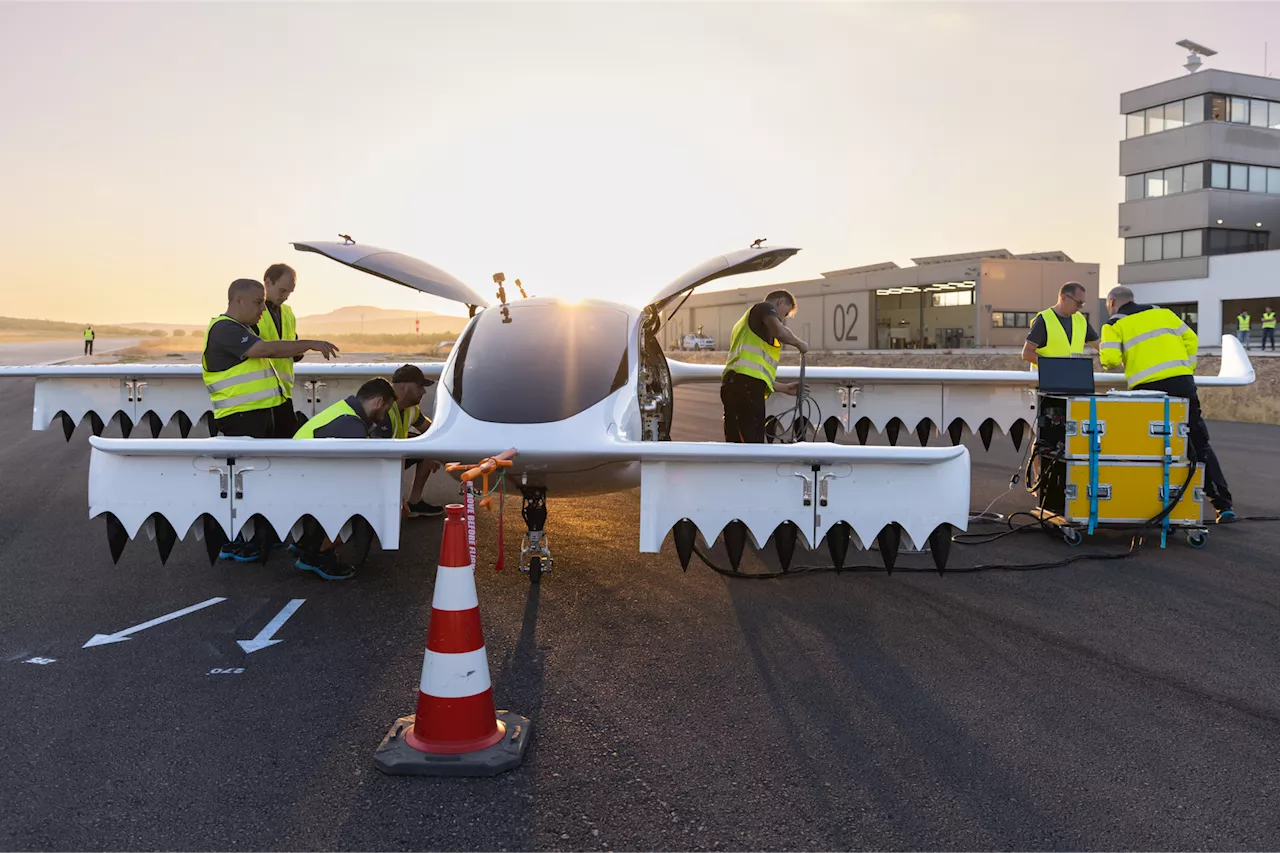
top-left (1177, 39), bottom-right (1217, 73)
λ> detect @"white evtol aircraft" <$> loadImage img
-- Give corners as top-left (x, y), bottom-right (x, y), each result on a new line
top-left (2, 239), bottom-right (1255, 579)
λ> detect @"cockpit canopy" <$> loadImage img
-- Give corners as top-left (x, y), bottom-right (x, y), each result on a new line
top-left (444, 301), bottom-right (631, 424)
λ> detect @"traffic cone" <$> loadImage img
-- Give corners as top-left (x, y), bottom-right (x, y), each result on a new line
top-left (374, 504), bottom-right (531, 776)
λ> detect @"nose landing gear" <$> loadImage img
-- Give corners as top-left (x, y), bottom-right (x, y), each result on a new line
top-left (520, 487), bottom-right (552, 583)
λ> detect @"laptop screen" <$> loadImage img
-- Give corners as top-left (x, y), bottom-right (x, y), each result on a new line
top-left (1037, 356), bottom-right (1095, 395)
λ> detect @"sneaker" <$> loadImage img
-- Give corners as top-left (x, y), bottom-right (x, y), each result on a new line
top-left (407, 500), bottom-right (443, 518)
top-left (296, 551), bottom-right (355, 581)
top-left (218, 540), bottom-right (265, 562)
top-left (1215, 509), bottom-right (1239, 525)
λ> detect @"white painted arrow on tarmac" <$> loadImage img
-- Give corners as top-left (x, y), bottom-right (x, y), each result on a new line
top-left (236, 599), bottom-right (305, 654)
top-left (83, 597), bottom-right (228, 648)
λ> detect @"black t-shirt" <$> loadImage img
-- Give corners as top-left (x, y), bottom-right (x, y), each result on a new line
top-left (1026, 309), bottom-right (1099, 347)
top-left (312, 395), bottom-right (374, 438)
top-left (747, 302), bottom-right (779, 343)
top-left (204, 318), bottom-right (263, 373)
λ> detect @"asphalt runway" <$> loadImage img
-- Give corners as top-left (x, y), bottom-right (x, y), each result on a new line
top-left (0, 338), bottom-right (142, 366)
top-left (2, 378), bottom-right (1279, 850)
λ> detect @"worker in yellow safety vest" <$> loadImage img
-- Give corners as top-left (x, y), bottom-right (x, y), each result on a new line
top-left (1100, 285), bottom-right (1236, 523)
top-left (1020, 281), bottom-right (1100, 368)
top-left (204, 278), bottom-right (342, 562)
top-left (720, 289), bottom-right (808, 442)
top-left (292, 377), bottom-right (396, 579)
top-left (1237, 310), bottom-right (1251, 350)
top-left (83, 326), bottom-right (94, 356)
top-left (369, 364), bottom-right (444, 518)
top-left (1262, 306), bottom-right (1276, 352)
top-left (257, 263), bottom-right (307, 437)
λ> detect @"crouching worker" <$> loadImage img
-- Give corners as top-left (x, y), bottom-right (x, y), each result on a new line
top-left (291, 378), bottom-right (397, 579)
top-left (371, 364), bottom-right (443, 518)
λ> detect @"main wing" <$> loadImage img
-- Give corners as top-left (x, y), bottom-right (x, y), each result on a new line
top-left (668, 335), bottom-right (1256, 450)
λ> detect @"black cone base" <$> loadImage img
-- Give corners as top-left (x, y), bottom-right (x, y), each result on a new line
top-left (374, 711), bottom-right (531, 777)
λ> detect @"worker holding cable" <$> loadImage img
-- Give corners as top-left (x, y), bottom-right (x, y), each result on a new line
top-left (1100, 286), bottom-right (1236, 524)
top-left (720, 289), bottom-right (808, 443)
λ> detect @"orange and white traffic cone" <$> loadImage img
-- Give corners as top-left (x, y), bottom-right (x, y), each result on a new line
top-left (374, 504), bottom-right (531, 776)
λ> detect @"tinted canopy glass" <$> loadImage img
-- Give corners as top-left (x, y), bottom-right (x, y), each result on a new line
top-left (445, 302), bottom-right (630, 423)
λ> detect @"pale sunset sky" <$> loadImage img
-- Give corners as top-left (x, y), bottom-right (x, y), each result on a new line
top-left (2, 1), bottom-right (1275, 325)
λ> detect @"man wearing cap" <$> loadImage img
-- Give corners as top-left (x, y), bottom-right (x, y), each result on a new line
top-left (292, 377), bottom-right (397, 579)
top-left (371, 364), bottom-right (443, 518)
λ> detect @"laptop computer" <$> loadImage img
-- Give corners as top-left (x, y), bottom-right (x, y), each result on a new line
top-left (1037, 356), bottom-right (1095, 396)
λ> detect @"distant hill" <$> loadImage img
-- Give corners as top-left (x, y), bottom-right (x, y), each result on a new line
top-left (4, 306), bottom-right (469, 338)
top-left (293, 306), bottom-right (467, 336)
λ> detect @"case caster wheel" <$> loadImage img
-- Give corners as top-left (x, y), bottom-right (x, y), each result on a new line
top-left (1063, 528), bottom-right (1083, 547)
top-left (1187, 531), bottom-right (1208, 549)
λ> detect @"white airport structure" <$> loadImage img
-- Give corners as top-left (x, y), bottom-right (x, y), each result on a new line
top-left (1119, 43), bottom-right (1280, 344)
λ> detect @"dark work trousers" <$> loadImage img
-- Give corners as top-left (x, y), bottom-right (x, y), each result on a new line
top-left (211, 407), bottom-right (274, 438)
top-left (1264, 328), bottom-right (1276, 351)
top-left (721, 372), bottom-right (768, 443)
top-left (1135, 375), bottom-right (1233, 512)
top-left (268, 397), bottom-right (299, 439)
top-left (84, 340), bottom-right (93, 355)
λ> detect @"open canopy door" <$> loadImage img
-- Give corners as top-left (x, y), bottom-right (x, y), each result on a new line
top-left (646, 244), bottom-right (800, 315)
top-left (292, 240), bottom-right (490, 312)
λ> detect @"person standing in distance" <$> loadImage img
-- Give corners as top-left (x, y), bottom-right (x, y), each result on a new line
top-left (83, 325), bottom-right (95, 355)
top-left (720, 289), bottom-right (807, 443)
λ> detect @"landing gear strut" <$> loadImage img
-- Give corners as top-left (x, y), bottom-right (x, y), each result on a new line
top-left (520, 487), bottom-right (552, 583)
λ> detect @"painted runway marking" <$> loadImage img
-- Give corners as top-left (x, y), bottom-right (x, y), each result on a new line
top-left (82, 597), bottom-right (228, 648)
top-left (236, 599), bottom-right (305, 654)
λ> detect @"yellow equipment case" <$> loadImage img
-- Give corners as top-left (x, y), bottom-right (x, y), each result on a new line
top-left (1032, 389), bottom-right (1209, 548)
top-left (1063, 460), bottom-right (1204, 526)
top-left (1061, 393), bottom-right (1189, 460)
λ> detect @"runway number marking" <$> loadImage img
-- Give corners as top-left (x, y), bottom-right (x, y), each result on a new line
top-left (23, 657), bottom-right (56, 665)
top-left (208, 668), bottom-right (245, 675)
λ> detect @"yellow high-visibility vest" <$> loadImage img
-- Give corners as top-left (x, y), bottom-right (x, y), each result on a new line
top-left (295, 399), bottom-right (359, 439)
top-left (1238, 313), bottom-right (1251, 332)
top-left (722, 308), bottom-right (781, 394)
top-left (201, 316), bottom-right (285, 419)
top-left (1262, 312), bottom-right (1276, 329)
top-left (257, 303), bottom-right (298, 399)
top-left (1032, 308), bottom-right (1087, 371)
top-left (386, 401), bottom-right (421, 439)
top-left (1100, 306), bottom-right (1197, 388)
top-left (83, 328), bottom-right (94, 340)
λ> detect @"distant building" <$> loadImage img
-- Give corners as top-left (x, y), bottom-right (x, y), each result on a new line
top-left (1119, 66), bottom-right (1280, 342)
top-left (666, 249), bottom-right (1098, 351)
